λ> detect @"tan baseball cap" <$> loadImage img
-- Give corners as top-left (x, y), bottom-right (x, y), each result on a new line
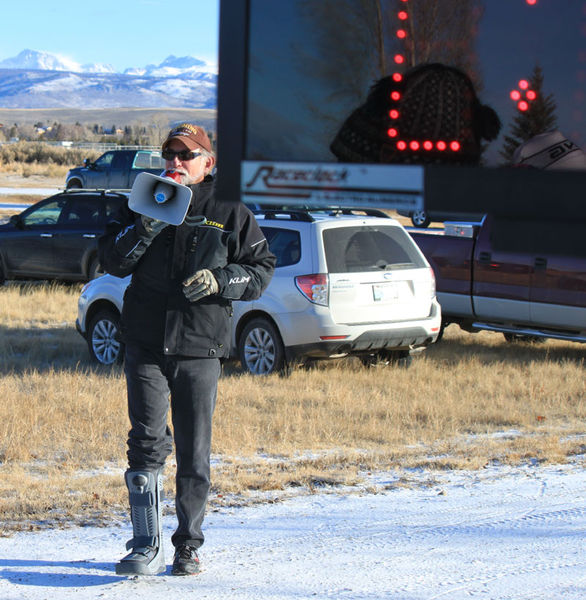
top-left (162, 123), bottom-right (212, 153)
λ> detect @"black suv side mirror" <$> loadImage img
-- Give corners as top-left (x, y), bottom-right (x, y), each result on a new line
top-left (9, 214), bottom-right (23, 229)
top-left (83, 158), bottom-right (93, 168)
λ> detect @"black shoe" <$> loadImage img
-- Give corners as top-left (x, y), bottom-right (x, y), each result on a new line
top-left (172, 544), bottom-right (200, 576)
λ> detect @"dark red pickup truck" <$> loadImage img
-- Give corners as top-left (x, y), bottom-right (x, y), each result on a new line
top-left (409, 217), bottom-right (586, 344)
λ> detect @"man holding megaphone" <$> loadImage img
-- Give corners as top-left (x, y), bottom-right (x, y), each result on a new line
top-left (98, 124), bottom-right (276, 577)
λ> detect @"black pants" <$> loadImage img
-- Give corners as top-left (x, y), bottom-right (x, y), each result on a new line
top-left (124, 342), bottom-right (221, 549)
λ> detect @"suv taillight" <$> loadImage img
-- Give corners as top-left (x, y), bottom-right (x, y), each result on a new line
top-left (295, 274), bottom-right (329, 306)
top-left (429, 267), bottom-right (436, 298)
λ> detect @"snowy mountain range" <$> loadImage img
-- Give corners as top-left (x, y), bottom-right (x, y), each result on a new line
top-left (0, 49), bottom-right (217, 109)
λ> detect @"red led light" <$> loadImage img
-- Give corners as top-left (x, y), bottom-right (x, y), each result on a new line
top-left (450, 141), bottom-right (461, 151)
top-left (437, 141), bottom-right (447, 151)
top-left (392, 73), bottom-right (403, 82)
top-left (387, 128), bottom-right (398, 138)
top-left (518, 100), bottom-right (529, 111)
top-left (423, 141), bottom-right (433, 151)
top-left (510, 90), bottom-right (521, 101)
top-left (410, 141), bottom-right (420, 151)
top-left (526, 0), bottom-right (537, 5)
top-left (397, 29), bottom-right (407, 39)
top-left (389, 109), bottom-right (400, 119)
top-left (526, 90), bottom-right (537, 100)
top-left (519, 79), bottom-right (529, 90)
top-left (394, 54), bottom-right (404, 64)
top-left (397, 141), bottom-right (407, 151)
top-left (391, 91), bottom-right (401, 101)
top-left (398, 11), bottom-right (408, 20)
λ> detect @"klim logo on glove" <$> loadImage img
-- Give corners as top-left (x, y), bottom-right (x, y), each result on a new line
top-left (229, 276), bottom-right (251, 285)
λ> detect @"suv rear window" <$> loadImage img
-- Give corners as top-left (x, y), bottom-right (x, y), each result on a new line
top-left (323, 225), bottom-right (426, 273)
top-left (261, 226), bottom-right (301, 267)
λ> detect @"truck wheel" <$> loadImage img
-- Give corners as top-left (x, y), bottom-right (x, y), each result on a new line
top-left (411, 210), bottom-right (431, 228)
top-left (238, 317), bottom-right (285, 375)
top-left (87, 309), bottom-right (123, 365)
top-left (503, 333), bottom-right (546, 344)
top-left (66, 180), bottom-right (82, 189)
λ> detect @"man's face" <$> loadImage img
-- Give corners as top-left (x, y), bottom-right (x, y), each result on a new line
top-left (164, 139), bottom-right (214, 185)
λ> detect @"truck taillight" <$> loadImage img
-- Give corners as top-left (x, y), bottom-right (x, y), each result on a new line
top-left (295, 274), bottom-right (329, 306)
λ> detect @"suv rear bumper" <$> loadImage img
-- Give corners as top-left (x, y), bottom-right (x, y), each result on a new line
top-left (285, 325), bottom-right (437, 361)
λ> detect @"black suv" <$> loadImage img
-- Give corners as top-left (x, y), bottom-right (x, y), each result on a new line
top-left (0, 189), bottom-right (126, 284)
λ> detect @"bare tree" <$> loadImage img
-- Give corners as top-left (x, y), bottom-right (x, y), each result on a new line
top-left (298, 0), bottom-right (387, 109)
top-left (299, 0), bottom-right (483, 93)
top-left (295, 0), bottom-right (484, 155)
top-left (398, 0), bottom-right (484, 87)
top-left (145, 114), bottom-right (173, 146)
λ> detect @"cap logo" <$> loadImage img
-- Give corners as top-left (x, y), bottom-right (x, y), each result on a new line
top-left (171, 123), bottom-right (199, 137)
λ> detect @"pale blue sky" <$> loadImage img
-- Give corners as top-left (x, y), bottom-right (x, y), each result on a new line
top-left (0, 0), bottom-right (219, 71)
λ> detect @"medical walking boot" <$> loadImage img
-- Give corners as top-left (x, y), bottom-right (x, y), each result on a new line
top-left (116, 470), bottom-right (166, 576)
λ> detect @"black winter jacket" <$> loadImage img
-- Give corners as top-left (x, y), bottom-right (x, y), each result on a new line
top-left (98, 175), bottom-right (276, 357)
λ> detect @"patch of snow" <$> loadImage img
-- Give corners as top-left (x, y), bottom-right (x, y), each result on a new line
top-left (82, 63), bottom-right (116, 74)
top-left (30, 73), bottom-right (90, 93)
top-left (0, 462), bottom-right (583, 599)
top-left (123, 67), bottom-right (146, 76)
top-left (151, 79), bottom-right (201, 100)
top-left (0, 49), bottom-right (81, 72)
top-left (0, 50), bottom-right (218, 109)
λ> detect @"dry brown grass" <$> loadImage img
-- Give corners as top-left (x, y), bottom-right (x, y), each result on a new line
top-left (0, 161), bottom-right (70, 179)
top-left (0, 143), bottom-right (101, 179)
top-left (0, 281), bottom-right (583, 534)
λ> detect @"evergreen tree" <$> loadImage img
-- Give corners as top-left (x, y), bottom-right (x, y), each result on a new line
top-left (499, 64), bottom-right (557, 164)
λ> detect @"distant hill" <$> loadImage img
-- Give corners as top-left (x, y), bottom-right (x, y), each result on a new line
top-left (0, 107), bottom-right (216, 130)
top-left (0, 49), bottom-right (217, 109)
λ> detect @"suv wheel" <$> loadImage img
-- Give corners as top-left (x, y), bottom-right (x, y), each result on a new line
top-left (411, 210), bottom-right (431, 228)
top-left (87, 309), bottom-right (123, 365)
top-left (238, 317), bottom-right (285, 375)
top-left (66, 180), bottom-right (82, 189)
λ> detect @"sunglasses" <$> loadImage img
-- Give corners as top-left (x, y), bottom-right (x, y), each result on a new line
top-left (162, 149), bottom-right (202, 161)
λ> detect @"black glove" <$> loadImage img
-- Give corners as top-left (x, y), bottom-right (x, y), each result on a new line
top-left (140, 215), bottom-right (166, 237)
top-left (183, 269), bottom-right (219, 302)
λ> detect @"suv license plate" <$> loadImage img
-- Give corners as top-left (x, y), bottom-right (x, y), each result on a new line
top-left (373, 282), bottom-right (402, 302)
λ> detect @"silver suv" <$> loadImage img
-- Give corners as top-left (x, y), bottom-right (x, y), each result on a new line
top-left (76, 209), bottom-right (441, 374)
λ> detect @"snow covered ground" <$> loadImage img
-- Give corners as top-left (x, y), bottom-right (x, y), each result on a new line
top-left (0, 462), bottom-right (584, 600)
top-left (0, 187), bottom-right (56, 195)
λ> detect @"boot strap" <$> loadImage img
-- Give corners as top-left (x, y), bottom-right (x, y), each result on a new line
top-left (126, 535), bottom-right (158, 551)
top-left (129, 491), bottom-right (155, 506)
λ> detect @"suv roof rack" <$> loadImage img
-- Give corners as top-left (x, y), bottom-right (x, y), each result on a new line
top-left (63, 188), bottom-right (130, 196)
top-left (327, 208), bottom-right (391, 218)
top-left (262, 210), bottom-right (315, 222)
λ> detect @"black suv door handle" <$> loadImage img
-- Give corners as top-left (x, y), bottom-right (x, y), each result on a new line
top-left (535, 257), bottom-right (547, 270)
top-left (478, 251), bottom-right (491, 264)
